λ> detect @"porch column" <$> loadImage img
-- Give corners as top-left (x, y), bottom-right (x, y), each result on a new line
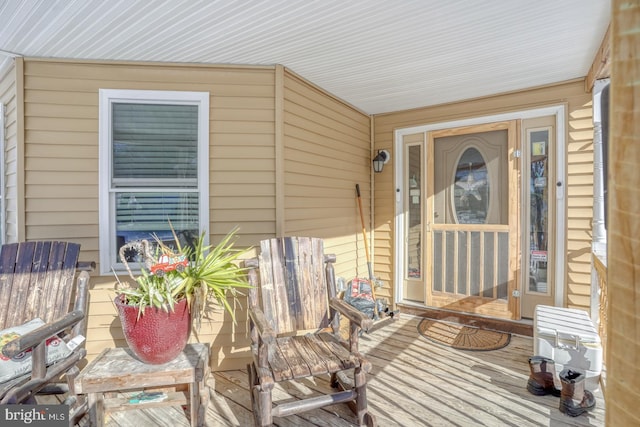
top-left (590, 79), bottom-right (609, 324)
top-left (607, 1), bottom-right (640, 425)
top-left (591, 79), bottom-right (608, 254)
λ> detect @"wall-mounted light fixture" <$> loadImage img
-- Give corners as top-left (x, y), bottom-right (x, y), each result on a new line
top-left (373, 149), bottom-right (390, 173)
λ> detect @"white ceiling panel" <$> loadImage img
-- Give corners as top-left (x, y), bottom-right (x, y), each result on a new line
top-left (0, 0), bottom-right (610, 114)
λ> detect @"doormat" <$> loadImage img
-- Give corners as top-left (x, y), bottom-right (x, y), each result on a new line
top-left (417, 318), bottom-right (511, 351)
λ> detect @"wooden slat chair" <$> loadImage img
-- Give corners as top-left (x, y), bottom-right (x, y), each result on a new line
top-left (246, 237), bottom-right (377, 427)
top-left (0, 241), bottom-right (91, 425)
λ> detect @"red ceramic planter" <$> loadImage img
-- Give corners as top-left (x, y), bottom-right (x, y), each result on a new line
top-left (114, 295), bottom-right (191, 364)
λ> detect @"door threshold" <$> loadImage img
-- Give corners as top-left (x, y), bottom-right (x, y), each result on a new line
top-left (398, 304), bottom-right (533, 337)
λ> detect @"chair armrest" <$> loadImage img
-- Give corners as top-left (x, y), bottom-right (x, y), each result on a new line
top-left (248, 308), bottom-right (276, 345)
top-left (330, 298), bottom-right (374, 332)
top-left (2, 310), bottom-right (85, 358)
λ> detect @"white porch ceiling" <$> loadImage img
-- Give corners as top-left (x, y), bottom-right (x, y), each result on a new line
top-left (0, 0), bottom-right (610, 115)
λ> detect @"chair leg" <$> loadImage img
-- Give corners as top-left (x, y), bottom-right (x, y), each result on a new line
top-left (330, 372), bottom-right (339, 388)
top-left (248, 363), bottom-right (273, 427)
top-left (65, 365), bottom-right (88, 425)
top-left (354, 367), bottom-right (377, 427)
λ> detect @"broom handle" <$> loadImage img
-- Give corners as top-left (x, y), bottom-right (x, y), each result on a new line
top-left (356, 185), bottom-right (372, 272)
top-left (356, 184), bottom-right (379, 317)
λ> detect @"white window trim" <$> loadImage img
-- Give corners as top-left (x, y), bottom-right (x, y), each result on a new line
top-left (99, 89), bottom-right (209, 275)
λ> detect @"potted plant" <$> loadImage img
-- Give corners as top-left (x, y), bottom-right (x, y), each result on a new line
top-left (114, 226), bottom-right (251, 364)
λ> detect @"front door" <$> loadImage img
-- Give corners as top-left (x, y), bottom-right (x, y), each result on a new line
top-left (426, 121), bottom-right (519, 319)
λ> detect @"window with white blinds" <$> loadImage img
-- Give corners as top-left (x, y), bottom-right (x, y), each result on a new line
top-left (99, 90), bottom-right (209, 274)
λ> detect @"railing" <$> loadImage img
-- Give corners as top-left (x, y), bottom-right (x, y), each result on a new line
top-left (430, 227), bottom-right (510, 299)
top-left (592, 251), bottom-right (607, 363)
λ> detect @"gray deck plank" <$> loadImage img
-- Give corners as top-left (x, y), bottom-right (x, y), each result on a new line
top-left (37, 314), bottom-right (605, 426)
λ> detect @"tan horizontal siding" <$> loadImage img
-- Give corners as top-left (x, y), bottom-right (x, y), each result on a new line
top-left (284, 113), bottom-right (367, 152)
top-left (25, 60), bottom-right (274, 83)
top-left (281, 149), bottom-right (367, 183)
top-left (213, 121), bottom-right (274, 134)
top-left (26, 224), bottom-right (97, 239)
top-left (210, 170), bottom-right (273, 183)
top-left (373, 79), bottom-right (594, 313)
top-left (212, 209), bottom-right (275, 223)
top-left (323, 234), bottom-right (371, 282)
top-left (567, 184), bottom-right (595, 197)
top-left (284, 75), bottom-right (369, 135)
top-left (212, 96), bottom-right (275, 110)
top-left (210, 183), bottom-right (273, 198)
top-left (26, 198), bottom-right (97, 212)
top-left (26, 130), bottom-right (97, 145)
top-left (209, 196), bottom-right (274, 211)
top-left (25, 143), bottom-right (98, 160)
top-left (22, 58), bottom-right (278, 366)
top-left (26, 211), bottom-right (96, 225)
top-left (282, 70), bottom-right (371, 280)
top-left (22, 58), bottom-right (277, 240)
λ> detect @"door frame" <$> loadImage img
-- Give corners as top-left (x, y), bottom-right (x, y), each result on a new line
top-left (393, 105), bottom-right (567, 318)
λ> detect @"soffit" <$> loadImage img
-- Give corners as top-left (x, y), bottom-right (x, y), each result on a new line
top-left (0, 0), bottom-right (610, 114)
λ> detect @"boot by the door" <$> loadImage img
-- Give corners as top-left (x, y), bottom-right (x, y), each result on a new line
top-left (527, 356), bottom-right (561, 396)
top-left (559, 368), bottom-right (596, 416)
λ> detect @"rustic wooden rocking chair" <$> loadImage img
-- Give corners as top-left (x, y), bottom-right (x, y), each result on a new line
top-left (0, 241), bottom-right (91, 425)
top-left (246, 237), bottom-right (377, 427)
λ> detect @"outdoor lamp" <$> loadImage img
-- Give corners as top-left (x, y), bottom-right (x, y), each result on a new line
top-left (373, 149), bottom-right (390, 173)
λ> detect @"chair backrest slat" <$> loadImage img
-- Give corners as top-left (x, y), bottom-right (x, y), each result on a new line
top-left (0, 243), bottom-right (18, 328)
top-left (311, 238), bottom-right (329, 328)
top-left (24, 241), bottom-right (53, 323)
top-left (0, 241), bottom-right (81, 329)
top-left (52, 242), bottom-right (80, 321)
top-left (283, 237), bottom-right (303, 330)
top-left (258, 238), bottom-right (280, 333)
top-left (252, 237), bottom-right (331, 335)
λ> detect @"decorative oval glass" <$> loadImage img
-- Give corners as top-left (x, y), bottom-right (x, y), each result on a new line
top-left (453, 147), bottom-right (489, 224)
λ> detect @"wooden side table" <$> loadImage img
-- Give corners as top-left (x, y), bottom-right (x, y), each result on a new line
top-left (74, 343), bottom-right (210, 427)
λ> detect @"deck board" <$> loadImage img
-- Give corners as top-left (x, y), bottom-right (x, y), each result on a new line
top-left (43, 315), bottom-right (604, 426)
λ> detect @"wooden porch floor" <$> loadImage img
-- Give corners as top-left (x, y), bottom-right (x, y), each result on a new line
top-left (77, 315), bottom-right (605, 426)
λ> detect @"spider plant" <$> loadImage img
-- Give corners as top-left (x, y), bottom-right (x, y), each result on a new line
top-left (173, 228), bottom-right (253, 329)
top-left (117, 268), bottom-right (182, 319)
top-left (116, 226), bottom-right (252, 328)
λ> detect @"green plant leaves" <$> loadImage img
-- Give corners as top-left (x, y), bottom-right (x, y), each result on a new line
top-left (178, 227), bottom-right (252, 326)
top-left (116, 226), bottom-right (252, 328)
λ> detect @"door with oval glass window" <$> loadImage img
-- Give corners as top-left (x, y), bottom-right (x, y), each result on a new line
top-left (426, 122), bottom-right (519, 319)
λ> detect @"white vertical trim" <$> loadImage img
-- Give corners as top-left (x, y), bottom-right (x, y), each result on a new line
top-left (197, 94), bottom-right (210, 245)
top-left (98, 90), bottom-right (111, 274)
top-left (590, 78), bottom-right (609, 323)
top-left (591, 79), bottom-right (608, 252)
top-left (393, 128), bottom-right (404, 304)
top-left (554, 106), bottom-right (567, 307)
top-left (98, 89), bottom-right (210, 275)
top-left (0, 103), bottom-right (4, 244)
top-left (275, 65), bottom-right (284, 237)
top-left (370, 115), bottom-right (375, 276)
